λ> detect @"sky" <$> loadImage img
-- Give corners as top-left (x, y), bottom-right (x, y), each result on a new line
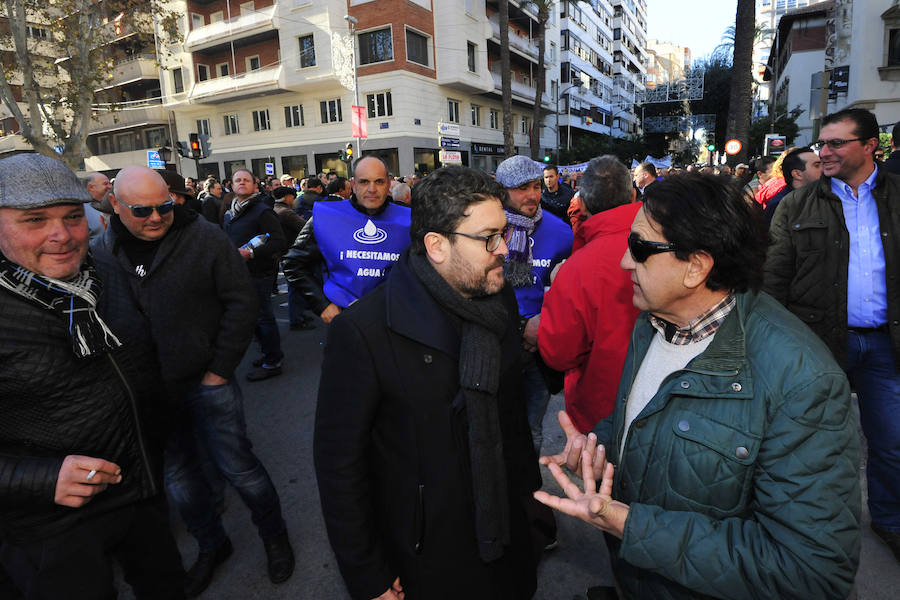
top-left (646, 0), bottom-right (739, 61)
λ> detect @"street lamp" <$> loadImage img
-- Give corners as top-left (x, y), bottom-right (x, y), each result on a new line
top-left (556, 80), bottom-right (583, 161)
top-left (344, 14), bottom-right (361, 172)
top-left (157, 143), bottom-right (172, 168)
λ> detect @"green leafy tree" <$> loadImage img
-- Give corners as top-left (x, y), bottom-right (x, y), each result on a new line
top-left (0, 0), bottom-right (177, 168)
top-left (747, 104), bottom-right (803, 156)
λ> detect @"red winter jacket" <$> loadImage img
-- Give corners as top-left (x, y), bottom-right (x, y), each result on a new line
top-left (538, 202), bottom-right (642, 433)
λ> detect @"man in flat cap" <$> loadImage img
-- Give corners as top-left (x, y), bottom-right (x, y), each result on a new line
top-left (494, 155), bottom-right (572, 453)
top-left (0, 154), bottom-right (184, 599)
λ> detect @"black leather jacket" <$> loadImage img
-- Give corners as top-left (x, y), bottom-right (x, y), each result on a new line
top-left (0, 288), bottom-right (164, 543)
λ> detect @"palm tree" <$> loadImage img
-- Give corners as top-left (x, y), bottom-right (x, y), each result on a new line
top-left (725, 0), bottom-right (755, 165)
top-left (715, 22), bottom-right (772, 60)
top-left (500, 1), bottom-right (514, 156)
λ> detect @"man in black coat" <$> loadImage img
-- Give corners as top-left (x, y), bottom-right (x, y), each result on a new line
top-left (315, 166), bottom-right (549, 600)
top-left (0, 155), bottom-right (184, 599)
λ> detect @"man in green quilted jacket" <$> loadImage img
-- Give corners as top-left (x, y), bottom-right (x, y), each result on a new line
top-left (535, 172), bottom-right (861, 600)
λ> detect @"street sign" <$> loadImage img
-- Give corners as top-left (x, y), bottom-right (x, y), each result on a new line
top-left (439, 150), bottom-right (462, 165)
top-left (147, 150), bottom-right (165, 169)
top-left (764, 134), bottom-right (786, 156)
top-left (265, 162), bottom-right (275, 175)
top-left (724, 139), bottom-right (742, 155)
top-left (440, 136), bottom-right (460, 149)
top-left (438, 122), bottom-right (461, 137)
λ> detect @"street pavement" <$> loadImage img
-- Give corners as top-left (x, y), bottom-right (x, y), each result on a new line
top-left (120, 290), bottom-right (899, 599)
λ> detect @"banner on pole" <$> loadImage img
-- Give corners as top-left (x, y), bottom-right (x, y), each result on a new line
top-left (351, 105), bottom-right (368, 139)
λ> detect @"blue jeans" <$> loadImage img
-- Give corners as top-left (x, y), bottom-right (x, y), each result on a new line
top-left (251, 274), bottom-right (284, 365)
top-left (164, 381), bottom-right (286, 552)
top-left (287, 280), bottom-right (308, 326)
top-left (523, 352), bottom-right (551, 454)
top-left (846, 330), bottom-right (900, 531)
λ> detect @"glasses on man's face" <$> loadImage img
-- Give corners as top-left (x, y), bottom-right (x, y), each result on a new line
top-left (440, 226), bottom-right (510, 252)
top-left (118, 198), bottom-right (175, 219)
top-left (627, 233), bottom-right (678, 263)
top-left (811, 137), bottom-right (865, 152)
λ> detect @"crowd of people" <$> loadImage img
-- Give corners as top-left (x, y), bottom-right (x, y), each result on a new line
top-left (0, 108), bottom-right (898, 600)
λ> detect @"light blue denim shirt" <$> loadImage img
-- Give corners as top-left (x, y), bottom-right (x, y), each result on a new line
top-left (831, 165), bottom-right (888, 327)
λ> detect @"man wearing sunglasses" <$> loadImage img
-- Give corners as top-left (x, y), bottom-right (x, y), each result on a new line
top-left (316, 166), bottom-right (548, 600)
top-left (536, 172), bottom-right (861, 599)
top-left (0, 155), bottom-right (185, 598)
top-left (764, 107), bottom-right (900, 562)
top-left (93, 166), bottom-right (295, 596)
top-left (494, 155), bottom-right (573, 454)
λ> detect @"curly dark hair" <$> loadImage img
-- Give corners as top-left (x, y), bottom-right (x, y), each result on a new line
top-left (641, 172), bottom-right (769, 293)
top-left (409, 166), bottom-right (508, 255)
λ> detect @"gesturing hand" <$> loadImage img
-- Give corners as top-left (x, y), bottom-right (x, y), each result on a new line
top-left (539, 411), bottom-right (605, 481)
top-left (535, 443), bottom-right (630, 539)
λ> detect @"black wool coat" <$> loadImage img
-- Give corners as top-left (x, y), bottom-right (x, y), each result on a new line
top-left (314, 253), bottom-right (547, 600)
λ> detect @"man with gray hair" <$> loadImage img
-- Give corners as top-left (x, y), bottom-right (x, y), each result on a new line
top-left (538, 155), bottom-right (641, 435)
top-left (0, 154), bottom-right (185, 599)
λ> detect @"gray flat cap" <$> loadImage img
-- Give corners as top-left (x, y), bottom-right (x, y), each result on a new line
top-left (0, 154), bottom-right (92, 209)
top-left (495, 155), bottom-right (544, 188)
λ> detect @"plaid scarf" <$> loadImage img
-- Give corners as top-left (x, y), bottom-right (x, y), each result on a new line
top-left (0, 255), bottom-right (121, 358)
top-left (503, 207), bottom-right (542, 288)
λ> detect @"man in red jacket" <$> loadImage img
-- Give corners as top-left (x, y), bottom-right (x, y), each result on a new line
top-left (538, 155), bottom-right (641, 433)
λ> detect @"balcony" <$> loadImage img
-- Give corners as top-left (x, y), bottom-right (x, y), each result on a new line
top-left (488, 18), bottom-right (539, 61)
top-left (90, 101), bottom-right (168, 135)
top-left (97, 55), bottom-right (159, 90)
top-left (189, 65), bottom-right (285, 104)
top-left (184, 5), bottom-right (277, 53)
top-left (490, 71), bottom-right (551, 108)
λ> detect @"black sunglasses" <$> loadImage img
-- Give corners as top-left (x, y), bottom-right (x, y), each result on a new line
top-left (118, 198), bottom-right (175, 219)
top-left (627, 233), bottom-right (678, 262)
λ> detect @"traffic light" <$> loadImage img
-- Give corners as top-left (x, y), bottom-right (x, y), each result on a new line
top-left (706, 131), bottom-right (715, 152)
top-left (175, 141), bottom-right (190, 158)
top-left (340, 143), bottom-right (353, 163)
top-left (189, 133), bottom-right (201, 159)
top-left (543, 154), bottom-right (551, 162)
top-left (199, 134), bottom-right (211, 157)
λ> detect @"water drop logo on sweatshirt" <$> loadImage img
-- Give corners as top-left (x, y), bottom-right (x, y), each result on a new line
top-left (353, 219), bottom-right (388, 244)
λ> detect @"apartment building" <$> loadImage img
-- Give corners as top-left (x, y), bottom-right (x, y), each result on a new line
top-left (646, 39), bottom-right (690, 87)
top-left (611, 0), bottom-right (647, 136)
top-left (151, 0), bottom-right (558, 180)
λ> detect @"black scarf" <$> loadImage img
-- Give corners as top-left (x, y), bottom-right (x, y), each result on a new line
top-left (0, 254), bottom-right (121, 358)
top-left (407, 251), bottom-right (511, 562)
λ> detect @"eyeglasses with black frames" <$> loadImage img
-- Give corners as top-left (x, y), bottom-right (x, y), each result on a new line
top-left (627, 233), bottom-right (678, 263)
top-left (811, 138), bottom-right (865, 152)
top-left (440, 226), bottom-right (510, 252)
top-left (117, 198), bottom-right (176, 219)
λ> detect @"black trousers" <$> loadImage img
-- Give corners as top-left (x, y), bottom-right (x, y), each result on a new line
top-left (0, 497), bottom-right (185, 600)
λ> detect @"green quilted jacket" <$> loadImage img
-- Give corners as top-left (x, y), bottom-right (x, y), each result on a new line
top-left (595, 291), bottom-right (861, 600)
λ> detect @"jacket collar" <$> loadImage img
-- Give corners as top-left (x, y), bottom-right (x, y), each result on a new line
top-left (386, 251), bottom-right (460, 358)
top-left (350, 193), bottom-right (393, 216)
top-left (578, 202), bottom-right (641, 244)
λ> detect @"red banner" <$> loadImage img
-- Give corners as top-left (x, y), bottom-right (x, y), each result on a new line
top-left (351, 105), bottom-right (368, 139)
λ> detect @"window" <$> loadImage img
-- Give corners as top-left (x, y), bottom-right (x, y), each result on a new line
top-left (191, 13), bottom-right (204, 29)
top-left (224, 114), bottom-right (240, 135)
top-left (320, 99), bottom-right (343, 123)
top-left (406, 29), bottom-right (429, 66)
top-left (467, 42), bottom-right (476, 72)
top-left (210, 11), bottom-right (224, 23)
top-left (252, 109), bottom-right (270, 131)
top-left (217, 63), bottom-right (230, 77)
top-left (115, 132), bottom-right (134, 153)
top-left (366, 91), bottom-right (393, 118)
top-left (240, 1), bottom-right (255, 16)
top-left (520, 116), bottom-right (530, 135)
top-left (246, 56), bottom-right (261, 71)
top-left (197, 64), bottom-right (210, 82)
top-left (890, 28), bottom-right (900, 66)
top-left (26, 25), bottom-right (51, 40)
top-left (359, 28), bottom-right (393, 65)
top-left (285, 105), bottom-right (305, 127)
top-left (448, 99), bottom-right (460, 123)
top-left (471, 104), bottom-right (481, 127)
top-left (197, 119), bottom-right (211, 136)
top-left (489, 109), bottom-right (499, 129)
top-left (145, 127), bottom-right (167, 148)
top-left (550, 42), bottom-right (557, 63)
top-left (299, 34), bottom-right (316, 68)
top-left (172, 68), bottom-right (184, 93)
top-left (98, 136), bottom-right (111, 155)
